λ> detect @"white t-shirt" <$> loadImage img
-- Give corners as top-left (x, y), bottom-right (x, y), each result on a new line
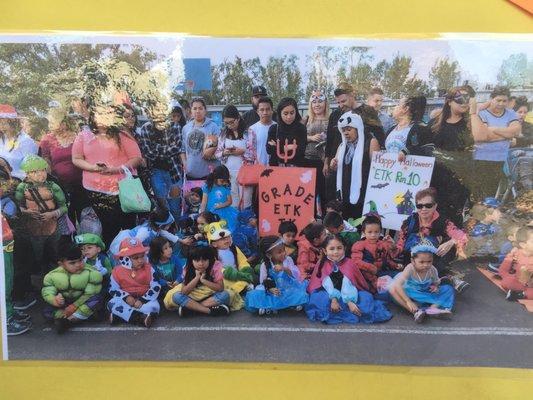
top-left (249, 120), bottom-right (276, 165)
top-left (385, 124), bottom-right (413, 153)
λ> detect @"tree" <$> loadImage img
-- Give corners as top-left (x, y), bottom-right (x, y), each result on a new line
top-left (262, 55), bottom-right (303, 105)
top-left (305, 46), bottom-right (340, 99)
top-left (429, 57), bottom-right (461, 92)
top-left (402, 76), bottom-right (433, 97)
top-left (382, 54), bottom-right (413, 99)
top-left (497, 53), bottom-right (531, 88)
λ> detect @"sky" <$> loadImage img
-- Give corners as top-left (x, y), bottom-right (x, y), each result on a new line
top-left (1, 33), bottom-right (532, 87)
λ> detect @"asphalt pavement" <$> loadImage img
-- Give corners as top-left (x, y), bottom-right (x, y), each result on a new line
top-left (7, 263), bottom-right (533, 367)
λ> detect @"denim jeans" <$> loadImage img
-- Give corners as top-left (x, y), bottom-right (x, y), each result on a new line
top-left (150, 168), bottom-right (182, 221)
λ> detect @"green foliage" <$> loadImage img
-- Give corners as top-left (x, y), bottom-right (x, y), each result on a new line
top-left (497, 53), bottom-right (531, 88)
top-left (429, 57), bottom-right (461, 91)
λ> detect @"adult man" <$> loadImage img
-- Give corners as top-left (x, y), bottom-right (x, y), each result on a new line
top-left (248, 96), bottom-right (276, 165)
top-left (470, 86), bottom-right (521, 197)
top-left (323, 82), bottom-right (384, 202)
top-left (242, 85), bottom-right (277, 129)
top-left (366, 87), bottom-right (395, 133)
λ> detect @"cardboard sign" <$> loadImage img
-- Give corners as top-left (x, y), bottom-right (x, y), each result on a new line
top-left (362, 151), bottom-right (435, 230)
top-left (258, 167), bottom-right (316, 237)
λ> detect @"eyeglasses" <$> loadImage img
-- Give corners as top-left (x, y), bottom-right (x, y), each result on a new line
top-left (223, 118), bottom-right (238, 126)
top-left (416, 202), bottom-right (435, 209)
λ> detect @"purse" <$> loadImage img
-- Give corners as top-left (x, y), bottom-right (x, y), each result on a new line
top-left (237, 163), bottom-right (265, 186)
top-left (118, 166), bottom-right (151, 213)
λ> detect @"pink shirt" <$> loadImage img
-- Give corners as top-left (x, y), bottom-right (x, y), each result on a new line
top-left (72, 129), bottom-right (141, 195)
top-left (40, 133), bottom-right (82, 185)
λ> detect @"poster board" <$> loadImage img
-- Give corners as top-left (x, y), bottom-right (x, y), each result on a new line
top-left (362, 152), bottom-right (435, 230)
top-left (258, 167), bottom-right (316, 237)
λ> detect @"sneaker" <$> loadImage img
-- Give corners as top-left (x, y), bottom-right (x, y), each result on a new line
top-left (293, 305), bottom-right (303, 312)
top-left (451, 276), bottom-right (470, 293)
top-left (425, 308), bottom-right (452, 319)
top-left (209, 304), bottom-right (230, 316)
top-left (506, 290), bottom-right (525, 302)
top-left (7, 317), bottom-right (31, 336)
top-left (178, 306), bottom-right (193, 318)
top-left (54, 318), bottom-right (70, 334)
top-left (258, 308), bottom-right (266, 316)
top-left (487, 263), bottom-right (500, 273)
top-left (413, 309), bottom-right (426, 324)
top-left (143, 313), bottom-right (155, 328)
top-left (246, 283), bottom-right (255, 291)
top-left (12, 309), bottom-right (31, 322)
top-left (13, 295), bottom-right (37, 311)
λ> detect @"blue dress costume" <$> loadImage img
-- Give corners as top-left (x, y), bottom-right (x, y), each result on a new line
top-left (245, 257), bottom-right (308, 312)
top-left (305, 258), bottom-right (392, 324)
top-left (233, 208), bottom-right (259, 262)
top-left (202, 184), bottom-right (238, 232)
top-left (399, 264), bottom-right (454, 309)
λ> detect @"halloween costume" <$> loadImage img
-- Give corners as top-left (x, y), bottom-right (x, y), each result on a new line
top-left (305, 257), bottom-right (392, 324)
top-left (245, 253), bottom-right (308, 313)
top-left (232, 208), bottom-right (259, 262)
top-left (296, 237), bottom-right (321, 280)
top-left (499, 248), bottom-right (533, 299)
top-left (107, 238), bottom-right (161, 323)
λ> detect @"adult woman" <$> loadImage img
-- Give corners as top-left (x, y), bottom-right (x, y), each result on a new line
top-left (302, 90), bottom-right (330, 215)
top-left (513, 96), bottom-right (532, 147)
top-left (266, 97), bottom-right (307, 167)
top-left (215, 105), bottom-right (256, 208)
top-left (72, 105), bottom-right (143, 245)
top-left (0, 104), bottom-right (38, 180)
top-left (396, 187), bottom-right (469, 292)
top-left (181, 98), bottom-right (220, 180)
top-left (40, 113), bottom-right (86, 224)
top-left (330, 111), bottom-right (380, 219)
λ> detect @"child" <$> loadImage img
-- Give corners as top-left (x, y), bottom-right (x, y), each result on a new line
top-left (389, 242), bottom-right (455, 323)
top-left (185, 187), bottom-right (202, 217)
top-left (149, 236), bottom-right (184, 297)
top-left (351, 215), bottom-right (403, 293)
top-left (74, 233), bottom-right (112, 278)
top-left (465, 197), bottom-right (505, 259)
top-left (278, 220), bottom-right (298, 262)
top-left (15, 155), bottom-right (67, 273)
top-left (200, 165), bottom-right (238, 232)
top-left (297, 222), bottom-right (327, 280)
top-left (232, 208), bottom-right (259, 265)
top-left (245, 236), bottom-right (308, 315)
top-left (107, 238), bottom-right (161, 327)
top-left (323, 211), bottom-right (360, 251)
top-left (164, 245), bottom-right (230, 317)
top-left (42, 242), bottom-right (103, 333)
top-left (325, 200), bottom-right (360, 235)
top-left (193, 211), bottom-right (220, 245)
top-left (205, 220), bottom-right (254, 310)
top-left (305, 234), bottom-right (392, 324)
top-left (500, 227), bottom-right (533, 301)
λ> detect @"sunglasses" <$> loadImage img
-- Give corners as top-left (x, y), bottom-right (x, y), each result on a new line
top-left (452, 94), bottom-right (470, 105)
top-left (416, 202), bottom-right (435, 209)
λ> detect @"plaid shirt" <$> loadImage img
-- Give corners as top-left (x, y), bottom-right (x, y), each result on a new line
top-left (136, 122), bottom-right (184, 183)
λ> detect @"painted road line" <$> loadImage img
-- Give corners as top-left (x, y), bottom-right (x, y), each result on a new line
top-left (41, 325), bottom-right (533, 336)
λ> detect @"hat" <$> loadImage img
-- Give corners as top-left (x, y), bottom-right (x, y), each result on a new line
top-left (20, 155), bottom-right (49, 173)
top-left (482, 197), bottom-right (501, 208)
top-left (117, 237), bottom-right (149, 257)
top-left (74, 233), bottom-right (106, 251)
top-left (204, 220), bottom-right (231, 243)
top-left (0, 104), bottom-right (18, 119)
top-left (252, 85), bottom-right (267, 96)
top-left (338, 110), bottom-right (363, 133)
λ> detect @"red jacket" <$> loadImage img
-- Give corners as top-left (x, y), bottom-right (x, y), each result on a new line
top-left (307, 257), bottom-right (369, 294)
top-left (112, 262), bottom-right (153, 298)
top-left (296, 238), bottom-right (321, 281)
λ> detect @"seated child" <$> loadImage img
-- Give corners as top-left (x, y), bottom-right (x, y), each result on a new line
top-left (465, 197), bottom-right (505, 259)
top-left (278, 221), bottom-right (298, 262)
top-left (305, 234), bottom-right (392, 324)
top-left (107, 238), bottom-right (161, 328)
top-left (200, 165), bottom-right (238, 232)
top-left (193, 211), bottom-right (220, 246)
top-left (297, 222), bottom-right (327, 280)
top-left (351, 215), bottom-right (403, 293)
top-left (389, 242), bottom-right (455, 323)
top-left (233, 208), bottom-right (259, 265)
top-left (42, 242), bottom-right (103, 334)
top-left (500, 227), bottom-right (533, 301)
top-left (15, 155), bottom-right (67, 274)
top-left (487, 223), bottom-right (521, 273)
top-left (323, 211), bottom-right (360, 252)
top-left (74, 233), bottom-right (112, 279)
top-left (205, 220), bottom-right (254, 310)
top-left (245, 236), bottom-right (308, 315)
top-left (185, 187), bottom-right (203, 217)
top-left (164, 245), bottom-right (230, 317)
top-left (149, 236), bottom-right (184, 297)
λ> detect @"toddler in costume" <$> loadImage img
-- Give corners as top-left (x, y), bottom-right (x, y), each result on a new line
top-left (278, 221), bottom-right (298, 262)
top-left (42, 242), bottom-right (103, 334)
top-left (305, 234), bottom-right (392, 325)
top-left (389, 241), bottom-right (455, 323)
top-left (500, 227), bottom-right (533, 301)
top-left (200, 165), bottom-right (238, 232)
top-left (107, 238), bottom-right (161, 328)
top-left (245, 236), bottom-right (308, 315)
top-left (297, 222), bottom-right (327, 280)
top-left (149, 236), bottom-right (184, 298)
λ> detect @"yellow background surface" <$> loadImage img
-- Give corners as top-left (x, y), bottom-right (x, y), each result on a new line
top-left (1, 0), bottom-right (532, 398)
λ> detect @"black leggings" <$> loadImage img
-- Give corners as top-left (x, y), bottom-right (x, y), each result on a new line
top-left (304, 158), bottom-right (326, 216)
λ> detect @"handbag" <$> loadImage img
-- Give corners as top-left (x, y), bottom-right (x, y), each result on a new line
top-left (237, 163), bottom-right (265, 186)
top-left (118, 166), bottom-right (151, 213)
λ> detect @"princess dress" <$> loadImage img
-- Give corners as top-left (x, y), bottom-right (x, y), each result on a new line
top-left (204, 184), bottom-right (238, 232)
top-left (402, 268), bottom-right (454, 310)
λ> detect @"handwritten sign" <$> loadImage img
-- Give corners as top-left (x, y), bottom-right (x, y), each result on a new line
top-left (362, 152), bottom-right (435, 230)
top-left (258, 167), bottom-right (316, 237)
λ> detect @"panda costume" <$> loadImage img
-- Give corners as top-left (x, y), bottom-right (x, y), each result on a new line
top-left (334, 111), bottom-right (379, 219)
